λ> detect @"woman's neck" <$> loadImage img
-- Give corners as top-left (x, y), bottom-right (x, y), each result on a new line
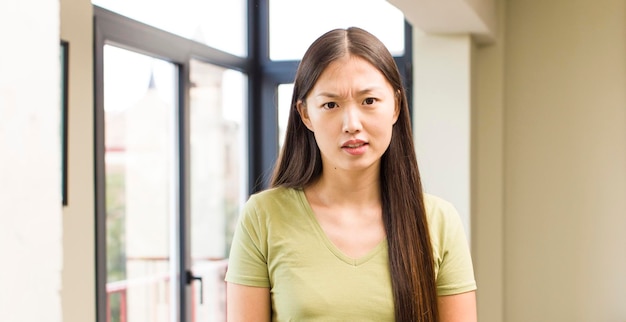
top-left (309, 170), bottom-right (381, 208)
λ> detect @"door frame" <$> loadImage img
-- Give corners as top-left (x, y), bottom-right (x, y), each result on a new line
top-left (93, 6), bottom-right (250, 322)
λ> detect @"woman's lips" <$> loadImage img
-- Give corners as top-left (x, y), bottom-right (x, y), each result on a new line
top-left (341, 140), bottom-right (368, 155)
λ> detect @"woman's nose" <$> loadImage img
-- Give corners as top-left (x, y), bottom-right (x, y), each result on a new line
top-left (342, 105), bottom-right (363, 133)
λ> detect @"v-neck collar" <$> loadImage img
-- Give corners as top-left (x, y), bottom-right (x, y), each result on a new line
top-left (295, 188), bottom-right (387, 267)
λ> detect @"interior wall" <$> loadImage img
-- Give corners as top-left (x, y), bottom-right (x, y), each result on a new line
top-left (60, 0), bottom-right (95, 321)
top-left (413, 32), bottom-right (473, 241)
top-left (0, 0), bottom-right (62, 321)
top-left (472, 0), bottom-right (505, 321)
top-left (464, 0), bottom-right (496, 36)
top-left (503, 0), bottom-right (626, 320)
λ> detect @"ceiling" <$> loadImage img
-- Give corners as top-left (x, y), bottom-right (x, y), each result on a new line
top-left (387, 0), bottom-right (496, 43)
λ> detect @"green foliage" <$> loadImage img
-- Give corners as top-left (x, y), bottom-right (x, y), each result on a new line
top-left (106, 170), bottom-right (127, 322)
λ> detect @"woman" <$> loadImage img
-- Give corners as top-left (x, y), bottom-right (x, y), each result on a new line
top-left (225, 27), bottom-right (477, 322)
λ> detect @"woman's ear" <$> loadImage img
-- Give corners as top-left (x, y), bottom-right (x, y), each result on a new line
top-left (393, 90), bottom-right (401, 124)
top-left (297, 100), bottom-right (314, 131)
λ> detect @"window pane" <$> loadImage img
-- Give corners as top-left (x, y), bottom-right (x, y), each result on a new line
top-left (277, 84), bottom-right (293, 150)
top-left (269, 0), bottom-right (405, 60)
top-left (104, 45), bottom-right (179, 322)
top-left (93, 0), bottom-right (247, 57)
top-left (189, 59), bottom-right (248, 321)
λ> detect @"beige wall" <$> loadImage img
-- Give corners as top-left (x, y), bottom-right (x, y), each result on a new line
top-left (60, 0), bottom-right (95, 322)
top-left (473, 0), bottom-right (505, 321)
top-left (474, 0), bottom-right (626, 320)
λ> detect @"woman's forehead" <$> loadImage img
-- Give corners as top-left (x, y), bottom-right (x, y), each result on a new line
top-left (309, 56), bottom-right (392, 96)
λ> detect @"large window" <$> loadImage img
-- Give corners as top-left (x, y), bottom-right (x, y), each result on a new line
top-left (95, 6), bottom-right (249, 322)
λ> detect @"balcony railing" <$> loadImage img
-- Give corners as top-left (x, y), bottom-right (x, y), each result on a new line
top-left (106, 258), bottom-right (228, 322)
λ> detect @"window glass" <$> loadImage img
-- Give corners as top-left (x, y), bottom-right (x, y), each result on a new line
top-left (93, 0), bottom-right (247, 57)
top-left (269, 0), bottom-right (405, 60)
top-left (189, 59), bottom-right (248, 321)
top-left (277, 84), bottom-right (293, 150)
top-left (103, 44), bottom-right (179, 322)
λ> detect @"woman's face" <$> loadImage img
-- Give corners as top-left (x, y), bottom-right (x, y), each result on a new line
top-left (298, 54), bottom-right (399, 174)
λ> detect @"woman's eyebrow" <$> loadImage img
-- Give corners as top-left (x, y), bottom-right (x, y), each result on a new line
top-left (315, 87), bottom-right (383, 98)
top-left (315, 92), bottom-right (340, 98)
top-left (357, 87), bottom-right (382, 95)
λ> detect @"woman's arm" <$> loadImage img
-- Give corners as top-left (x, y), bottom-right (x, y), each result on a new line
top-left (226, 282), bottom-right (271, 322)
top-left (438, 291), bottom-right (477, 322)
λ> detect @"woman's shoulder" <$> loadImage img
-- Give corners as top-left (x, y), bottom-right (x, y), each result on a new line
top-left (423, 194), bottom-right (476, 295)
top-left (248, 186), bottom-right (302, 205)
top-left (423, 193), bottom-right (463, 234)
top-left (242, 186), bottom-right (305, 218)
top-left (423, 193), bottom-right (458, 216)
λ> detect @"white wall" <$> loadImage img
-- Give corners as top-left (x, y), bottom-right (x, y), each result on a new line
top-left (0, 1), bottom-right (63, 321)
top-left (413, 31), bottom-right (473, 242)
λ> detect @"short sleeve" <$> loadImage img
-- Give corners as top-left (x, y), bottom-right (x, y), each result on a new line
top-left (426, 195), bottom-right (477, 296)
top-left (224, 195), bottom-right (271, 287)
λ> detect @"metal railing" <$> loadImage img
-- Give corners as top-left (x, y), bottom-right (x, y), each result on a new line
top-left (105, 258), bottom-right (228, 322)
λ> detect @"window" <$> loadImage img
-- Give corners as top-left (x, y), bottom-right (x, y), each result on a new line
top-left (277, 83), bottom-right (293, 150)
top-left (189, 59), bottom-right (248, 321)
top-left (103, 45), bottom-right (180, 321)
top-left (269, 0), bottom-right (405, 60)
top-left (93, 0), bottom-right (247, 57)
top-left (94, 6), bottom-right (249, 322)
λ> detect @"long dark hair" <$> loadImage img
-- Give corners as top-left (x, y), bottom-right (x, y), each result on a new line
top-left (271, 27), bottom-right (438, 321)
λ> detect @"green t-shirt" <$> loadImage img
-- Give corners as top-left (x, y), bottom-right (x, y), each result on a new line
top-left (225, 187), bottom-right (476, 321)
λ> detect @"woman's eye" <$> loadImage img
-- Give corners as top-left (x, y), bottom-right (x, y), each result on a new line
top-left (323, 102), bottom-right (338, 109)
top-left (363, 98), bottom-right (376, 105)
